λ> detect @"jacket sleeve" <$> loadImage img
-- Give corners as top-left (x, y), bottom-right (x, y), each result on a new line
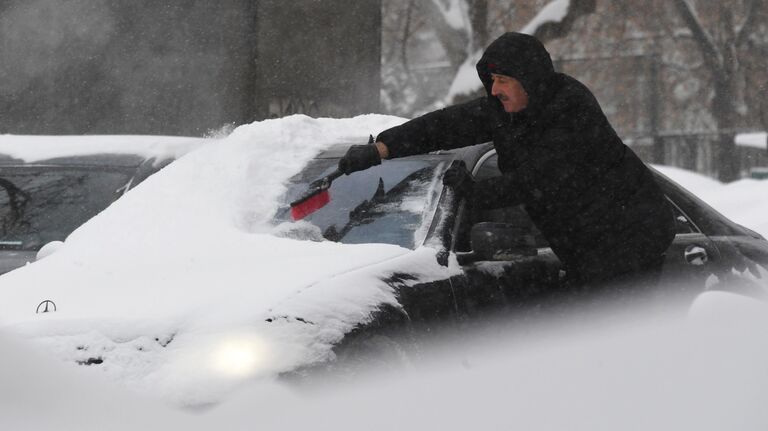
top-left (376, 97), bottom-right (496, 158)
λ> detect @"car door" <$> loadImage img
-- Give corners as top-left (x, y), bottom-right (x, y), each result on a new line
top-left (653, 171), bottom-right (768, 299)
top-left (655, 195), bottom-right (721, 298)
top-left (448, 151), bottom-right (737, 316)
top-left (447, 151), bottom-right (566, 319)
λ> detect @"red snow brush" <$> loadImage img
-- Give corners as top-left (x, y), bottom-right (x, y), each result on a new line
top-left (290, 169), bottom-right (343, 220)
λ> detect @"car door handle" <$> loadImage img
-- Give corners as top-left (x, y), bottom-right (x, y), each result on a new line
top-left (684, 245), bottom-right (708, 266)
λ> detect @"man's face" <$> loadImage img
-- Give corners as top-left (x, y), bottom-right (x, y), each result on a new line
top-left (490, 74), bottom-right (528, 113)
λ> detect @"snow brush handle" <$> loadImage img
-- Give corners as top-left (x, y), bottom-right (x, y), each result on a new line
top-left (314, 169), bottom-right (343, 189)
top-left (298, 169), bottom-right (343, 201)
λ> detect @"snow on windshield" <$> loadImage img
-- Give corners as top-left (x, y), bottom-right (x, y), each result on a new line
top-left (274, 157), bottom-right (449, 248)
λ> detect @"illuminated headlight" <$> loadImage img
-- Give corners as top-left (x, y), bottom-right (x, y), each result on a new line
top-left (210, 335), bottom-right (270, 378)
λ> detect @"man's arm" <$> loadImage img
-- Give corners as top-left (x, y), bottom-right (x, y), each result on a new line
top-left (376, 97), bottom-right (496, 159)
top-left (442, 162), bottom-right (525, 210)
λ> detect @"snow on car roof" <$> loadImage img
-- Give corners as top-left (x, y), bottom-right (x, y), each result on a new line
top-left (0, 134), bottom-right (216, 164)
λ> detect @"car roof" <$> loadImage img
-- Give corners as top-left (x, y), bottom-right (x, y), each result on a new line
top-left (0, 135), bottom-right (213, 168)
top-left (317, 141), bottom-right (494, 166)
top-left (0, 153), bottom-right (150, 168)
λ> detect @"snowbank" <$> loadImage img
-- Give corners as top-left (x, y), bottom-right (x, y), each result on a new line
top-left (4, 289), bottom-right (767, 431)
top-left (736, 132), bottom-right (767, 150)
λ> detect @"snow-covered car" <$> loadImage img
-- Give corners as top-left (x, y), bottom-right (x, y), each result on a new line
top-left (0, 135), bottom-right (213, 275)
top-left (0, 116), bottom-right (765, 406)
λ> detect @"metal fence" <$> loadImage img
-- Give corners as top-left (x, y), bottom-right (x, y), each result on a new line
top-left (555, 53), bottom-right (767, 179)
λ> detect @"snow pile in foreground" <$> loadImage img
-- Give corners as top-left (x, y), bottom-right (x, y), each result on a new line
top-left (211, 292), bottom-right (768, 431)
top-left (3, 290), bottom-right (767, 431)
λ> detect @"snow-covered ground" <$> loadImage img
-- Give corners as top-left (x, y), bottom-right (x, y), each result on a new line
top-left (1, 115), bottom-right (767, 429)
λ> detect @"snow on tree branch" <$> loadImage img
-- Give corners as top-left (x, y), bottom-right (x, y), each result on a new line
top-left (430, 0), bottom-right (469, 31)
top-left (520, 0), bottom-right (571, 35)
top-left (527, 0), bottom-right (595, 43)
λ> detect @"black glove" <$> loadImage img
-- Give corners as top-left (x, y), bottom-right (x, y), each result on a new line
top-left (442, 160), bottom-right (475, 199)
top-left (338, 144), bottom-right (381, 175)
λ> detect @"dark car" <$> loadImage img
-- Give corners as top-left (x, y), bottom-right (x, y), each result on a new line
top-left (0, 137), bottom-right (210, 275)
top-left (275, 142), bottom-right (768, 366)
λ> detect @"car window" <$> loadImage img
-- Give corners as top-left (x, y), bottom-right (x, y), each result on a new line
top-left (651, 169), bottom-right (748, 237)
top-left (1, 168), bottom-right (132, 251)
top-left (667, 199), bottom-right (698, 234)
top-left (471, 153), bottom-right (550, 248)
top-left (275, 157), bottom-right (448, 249)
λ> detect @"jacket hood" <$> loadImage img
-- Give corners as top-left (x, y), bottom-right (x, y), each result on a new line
top-left (476, 32), bottom-right (556, 117)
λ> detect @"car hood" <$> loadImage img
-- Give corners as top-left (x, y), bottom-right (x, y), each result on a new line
top-left (0, 234), bottom-right (451, 406)
top-left (0, 233), bottom-right (410, 324)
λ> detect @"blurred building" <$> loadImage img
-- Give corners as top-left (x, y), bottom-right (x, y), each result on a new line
top-left (0, 0), bottom-right (381, 136)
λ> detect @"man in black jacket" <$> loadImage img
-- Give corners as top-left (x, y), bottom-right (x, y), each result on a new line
top-left (339, 32), bottom-right (675, 286)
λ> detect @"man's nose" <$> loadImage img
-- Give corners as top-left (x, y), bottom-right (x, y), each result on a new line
top-left (490, 81), bottom-right (500, 96)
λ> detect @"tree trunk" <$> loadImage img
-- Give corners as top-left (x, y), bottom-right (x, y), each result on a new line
top-left (711, 75), bottom-right (740, 182)
top-left (468, 0), bottom-right (489, 50)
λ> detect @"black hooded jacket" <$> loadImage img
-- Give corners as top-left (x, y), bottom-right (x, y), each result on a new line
top-left (376, 32), bottom-right (676, 283)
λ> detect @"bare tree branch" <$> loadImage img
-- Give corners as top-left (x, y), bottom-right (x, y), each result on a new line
top-left (401, 0), bottom-right (416, 78)
top-left (422, 0), bottom-right (470, 70)
top-left (735, 0), bottom-right (761, 47)
top-left (671, 0), bottom-right (724, 72)
top-left (468, 0), bottom-right (489, 49)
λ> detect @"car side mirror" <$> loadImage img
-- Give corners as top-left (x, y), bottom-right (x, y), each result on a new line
top-left (468, 222), bottom-right (538, 262)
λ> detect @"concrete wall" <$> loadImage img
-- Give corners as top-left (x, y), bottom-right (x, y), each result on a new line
top-left (254, 0), bottom-right (381, 119)
top-left (0, 0), bottom-right (380, 136)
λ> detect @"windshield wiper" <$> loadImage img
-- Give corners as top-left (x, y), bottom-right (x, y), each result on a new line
top-left (323, 178), bottom-right (386, 241)
top-left (323, 167), bottom-right (433, 242)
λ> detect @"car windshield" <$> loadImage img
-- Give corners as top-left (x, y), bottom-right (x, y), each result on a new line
top-left (0, 167), bottom-right (132, 251)
top-left (274, 157), bottom-right (449, 249)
